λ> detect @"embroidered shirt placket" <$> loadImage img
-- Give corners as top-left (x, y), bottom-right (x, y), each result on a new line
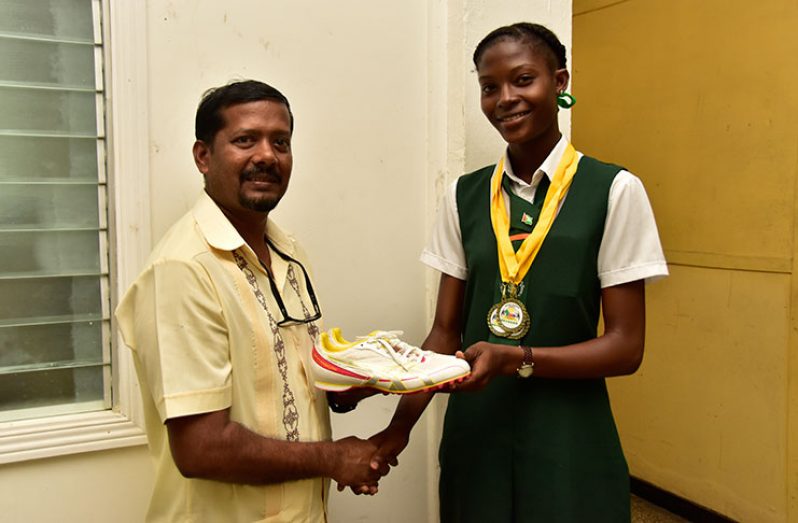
top-left (232, 250), bottom-right (300, 441)
top-left (287, 263), bottom-right (320, 339)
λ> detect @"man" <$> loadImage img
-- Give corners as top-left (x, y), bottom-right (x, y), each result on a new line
top-left (116, 80), bottom-right (385, 522)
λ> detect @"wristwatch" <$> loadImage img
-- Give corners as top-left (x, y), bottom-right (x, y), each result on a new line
top-left (326, 392), bottom-right (357, 413)
top-left (517, 345), bottom-right (534, 378)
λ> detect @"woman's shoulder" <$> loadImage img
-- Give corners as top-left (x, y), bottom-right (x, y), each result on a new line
top-left (462, 163), bottom-right (496, 180)
top-left (576, 153), bottom-right (626, 177)
top-left (457, 163), bottom-right (495, 190)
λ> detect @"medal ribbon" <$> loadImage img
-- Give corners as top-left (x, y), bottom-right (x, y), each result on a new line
top-left (490, 143), bottom-right (580, 285)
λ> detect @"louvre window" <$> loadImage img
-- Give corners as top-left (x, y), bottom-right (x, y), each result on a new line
top-left (0, 0), bottom-right (110, 422)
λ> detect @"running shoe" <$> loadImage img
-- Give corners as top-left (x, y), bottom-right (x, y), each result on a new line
top-left (311, 328), bottom-right (471, 394)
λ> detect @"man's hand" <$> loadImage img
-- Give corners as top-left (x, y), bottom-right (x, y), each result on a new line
top-left (330, 436), bottom-right (389, 495)
top-left (345, 423), bottom-right (410, 495)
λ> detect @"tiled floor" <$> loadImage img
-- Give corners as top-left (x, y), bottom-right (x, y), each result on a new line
top-left (632, 495), bottom-right (688, 522)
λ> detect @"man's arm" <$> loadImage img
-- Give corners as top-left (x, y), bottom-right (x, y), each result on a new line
top-left (166, 408), bottom-right (386, 488)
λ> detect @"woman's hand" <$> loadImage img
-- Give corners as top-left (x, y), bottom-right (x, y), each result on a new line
top-left (452, 342), bottom-right (521, 391)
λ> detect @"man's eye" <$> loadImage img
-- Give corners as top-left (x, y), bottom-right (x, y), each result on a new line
top-left (275, 138), bottom-right (291, 149)
top-left (233, 136), bottom-right (253, 145)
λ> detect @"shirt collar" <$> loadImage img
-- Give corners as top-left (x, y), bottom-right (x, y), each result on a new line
top-left (191, 191), bottom-right (295, 256)
top-left (502, 135), bottom-right (569, 187)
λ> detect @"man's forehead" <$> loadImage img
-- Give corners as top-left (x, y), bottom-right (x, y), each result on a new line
top-left (218, 100), bottom-right (292, 130)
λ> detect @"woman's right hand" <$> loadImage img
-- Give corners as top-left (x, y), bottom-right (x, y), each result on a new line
top-left (368, 423), bottom-right (410, 469)
top-left (453, 342), bottom-right (521, 391)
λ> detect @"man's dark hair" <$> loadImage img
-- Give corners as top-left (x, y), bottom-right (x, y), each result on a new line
top-left (473, 22), bottom-right (567, 71)
top-left (195, 80), bottom-right (294, 143)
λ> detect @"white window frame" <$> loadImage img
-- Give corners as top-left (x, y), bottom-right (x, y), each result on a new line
top-left (0, 0), bottom-right (149, 464)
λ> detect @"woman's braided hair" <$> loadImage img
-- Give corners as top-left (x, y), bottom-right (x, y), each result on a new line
top-left (473, 22), bottom-right (567, 71)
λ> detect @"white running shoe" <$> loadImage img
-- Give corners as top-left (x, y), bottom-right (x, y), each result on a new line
top-left (311, 328), bottom-right (471, 394)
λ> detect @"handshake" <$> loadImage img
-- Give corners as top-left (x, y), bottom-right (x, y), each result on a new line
top-left (313, 329), bottom-right (472, 494)
top-left (328, 423), bottom-right (410, 495)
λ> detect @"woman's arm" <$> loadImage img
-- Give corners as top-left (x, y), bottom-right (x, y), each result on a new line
top-left (368, 273), bottom-right (466, 465)
top-left (457, 279), bottom-right (645, 390)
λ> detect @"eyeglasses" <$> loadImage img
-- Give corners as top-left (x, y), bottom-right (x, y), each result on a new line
top-left (259, 238), bottom-right (322, 327)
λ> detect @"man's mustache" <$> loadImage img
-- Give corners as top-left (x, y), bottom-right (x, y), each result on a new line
top-left (241, 165), bottom-right (280, 183)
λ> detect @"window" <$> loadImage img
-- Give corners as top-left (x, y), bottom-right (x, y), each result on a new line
top-left (0, 0), bottom-right (110, 423)
top-left (0, 0), bottom-right (148, 462)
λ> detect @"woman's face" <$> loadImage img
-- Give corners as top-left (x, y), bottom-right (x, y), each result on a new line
top-left (477, 39), bottom-right (568, 147)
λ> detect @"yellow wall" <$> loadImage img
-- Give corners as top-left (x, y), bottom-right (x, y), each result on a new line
top-left (573, 0), bottom-right (798, 521)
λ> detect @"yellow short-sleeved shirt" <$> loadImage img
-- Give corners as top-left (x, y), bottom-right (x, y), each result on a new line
top-left (116, 192), bottom-right (331, 523)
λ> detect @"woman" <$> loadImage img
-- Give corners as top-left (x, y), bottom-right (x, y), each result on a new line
top-left (370, 22), bottom-right (668, 521)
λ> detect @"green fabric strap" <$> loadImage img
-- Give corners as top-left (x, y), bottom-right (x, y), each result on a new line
top-left (500, 173), bottom-right (550, 252)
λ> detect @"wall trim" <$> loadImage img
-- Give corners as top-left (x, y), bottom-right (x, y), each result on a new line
top-left (0, 411), bottom-right (146, 465)
top-left (631, 477), bottom-right (737, 522)
top-left (664, 249), bottom-right (791, 274)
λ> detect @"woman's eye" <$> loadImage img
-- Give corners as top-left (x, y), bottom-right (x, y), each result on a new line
top-left (517, 75), bottom-right (534, 84)
top-left (481, 84), bottom-right (496, 94)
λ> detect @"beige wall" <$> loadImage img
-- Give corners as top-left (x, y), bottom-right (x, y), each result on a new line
top-left (0, 447), bottom-right (153, 522)
top-left (573, 0), bottom-right (798, 521)
top-left (0, 1), bottom-right (572, 522)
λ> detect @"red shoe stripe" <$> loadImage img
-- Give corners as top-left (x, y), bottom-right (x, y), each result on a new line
top-left (312, 347), bottom-right (370, 380)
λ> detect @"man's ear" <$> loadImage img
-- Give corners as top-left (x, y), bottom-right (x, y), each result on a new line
top-left (193, 140), bottom-right (211, 175)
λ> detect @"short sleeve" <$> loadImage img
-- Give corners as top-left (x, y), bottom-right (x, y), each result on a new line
top-left (116, 258), bottom-right (232, 422)
top-left (598, 171), bottom-right (669, 288)
top-left (420, 180), bottom-right (468, 280)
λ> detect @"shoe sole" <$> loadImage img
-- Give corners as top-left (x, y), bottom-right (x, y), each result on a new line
top-left (314, 372), bottom-right (470, 395)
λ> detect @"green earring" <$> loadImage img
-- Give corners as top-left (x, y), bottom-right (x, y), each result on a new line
top-left (557, 92), bottom-right (576, 109)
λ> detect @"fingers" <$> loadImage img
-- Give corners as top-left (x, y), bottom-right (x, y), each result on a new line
top-left (349, 483), bottom-right (379, 495)
top-left (370, 457), bottom-right (391, 476)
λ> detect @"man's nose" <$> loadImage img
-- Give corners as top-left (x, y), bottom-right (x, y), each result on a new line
top-left (250, 140), bottom-right (277, 167)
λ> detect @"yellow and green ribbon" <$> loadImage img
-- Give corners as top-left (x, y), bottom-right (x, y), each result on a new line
top-left (490, 144), bottom-right (580, 285)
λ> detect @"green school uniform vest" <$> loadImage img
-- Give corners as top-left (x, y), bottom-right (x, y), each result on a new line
top-left (439, 156), bottom-right (630, 523)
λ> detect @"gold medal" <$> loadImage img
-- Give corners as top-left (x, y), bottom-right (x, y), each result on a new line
top-left (486, 144), bottom-right (580, 340)
top-left (487, 283), bottom-right (530, 339)
top-left (487, 303), bottom-right (508, 337)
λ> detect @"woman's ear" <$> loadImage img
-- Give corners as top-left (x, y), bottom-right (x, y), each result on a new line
top-left (555, 68), bottom-right (570, 93)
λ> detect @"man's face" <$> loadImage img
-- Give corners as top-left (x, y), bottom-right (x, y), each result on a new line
top-left (194, 100), bottom-right (293, 217)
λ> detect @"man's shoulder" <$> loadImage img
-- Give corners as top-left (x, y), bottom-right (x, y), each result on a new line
top-left (147, 210), bottom-right (209, 264)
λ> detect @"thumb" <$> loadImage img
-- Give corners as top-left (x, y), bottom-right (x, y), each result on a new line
top-left (457, 349), bottom-right (477, 363)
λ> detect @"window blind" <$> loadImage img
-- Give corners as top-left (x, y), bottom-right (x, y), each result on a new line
top-left (0, 0), bottom-right (110, 421)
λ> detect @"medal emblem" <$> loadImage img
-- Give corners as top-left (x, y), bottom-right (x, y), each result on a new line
top-left (486, 283), bottom-right (530, 340)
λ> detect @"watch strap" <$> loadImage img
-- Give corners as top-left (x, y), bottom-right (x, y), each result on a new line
top-left (517, 345), bottom-right (534, 378)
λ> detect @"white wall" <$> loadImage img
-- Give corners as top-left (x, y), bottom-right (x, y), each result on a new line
top-left (0, 1), bottom-right (571, 522)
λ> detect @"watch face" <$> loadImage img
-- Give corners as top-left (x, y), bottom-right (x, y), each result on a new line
top-left (517, 365), bottom-right (533, 378)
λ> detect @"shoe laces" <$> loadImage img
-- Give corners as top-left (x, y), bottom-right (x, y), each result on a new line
top-left (355, 330), bottom-right (425, 370)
